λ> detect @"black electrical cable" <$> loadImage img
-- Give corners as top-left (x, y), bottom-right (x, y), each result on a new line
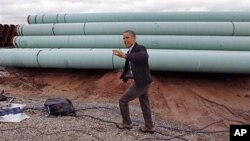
top-left (75, 106), bottom-right (116, 112)
top-left (197, 130), bottom-right (229, 134)
top-left (77, 114), bottom-right (117, 125)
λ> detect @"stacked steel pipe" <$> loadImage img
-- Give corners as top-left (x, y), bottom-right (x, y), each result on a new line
top-left (1, 12), bottom-right (250, 73)
top-left (0, 24), bottom-right (17, 48)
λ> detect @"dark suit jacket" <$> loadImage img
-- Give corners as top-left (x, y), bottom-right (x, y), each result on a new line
top-left (120, 43), bottom-right (152, 88)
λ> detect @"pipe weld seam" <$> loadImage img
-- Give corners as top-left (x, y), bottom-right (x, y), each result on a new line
top-left (231, 22), bottom-right (235, 36)
top-left (83, 22), bottom-right (86, 35)
top-left (20, 25), bottom-right (24, 36)
top-left (64, 14), bottom-right (67, 23)
top-left (36, 50), bottom-right (43, 68)
top-left (56, 14), bottom-right (59, 23)
top-left (42, 14), bottom-right (45, 24)
top-left (34, 15), bottom-right (37, 24)
top-left (52, 24), bottom-right (55, 36)
top-left (13, 37), bottom-right (18, 48)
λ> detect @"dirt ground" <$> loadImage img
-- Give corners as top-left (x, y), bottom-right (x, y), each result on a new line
top-left (1, 67), bottom-right (250, 140)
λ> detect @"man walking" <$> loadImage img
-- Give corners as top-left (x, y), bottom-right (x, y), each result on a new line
top-left (113, 30), bottom-right (154, 133)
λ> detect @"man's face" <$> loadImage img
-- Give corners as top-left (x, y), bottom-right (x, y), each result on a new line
top-left (123, 32), bottom-right (136, 48)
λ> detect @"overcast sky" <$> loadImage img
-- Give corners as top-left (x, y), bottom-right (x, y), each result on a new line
top-left (0, 0), bottom-right (250, 24)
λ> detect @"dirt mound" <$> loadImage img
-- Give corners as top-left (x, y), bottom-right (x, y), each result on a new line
top-left (1, 68), bottom-right (250, 132)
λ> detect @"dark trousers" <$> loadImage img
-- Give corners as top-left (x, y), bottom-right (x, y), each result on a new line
top-left (119, 82), bottom-right (153, 129)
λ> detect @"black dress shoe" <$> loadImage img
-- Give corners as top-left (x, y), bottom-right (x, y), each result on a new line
top-left (139, 127), bottom-right (155, 133)
top-left (115, 123), bottom-right (133, 129)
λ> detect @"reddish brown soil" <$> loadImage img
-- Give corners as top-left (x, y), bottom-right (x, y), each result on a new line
top-left (1, 68), bottom-right (250, 131)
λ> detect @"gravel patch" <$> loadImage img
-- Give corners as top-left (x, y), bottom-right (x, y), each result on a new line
top-left (0, 95), bottom-right (227, 141)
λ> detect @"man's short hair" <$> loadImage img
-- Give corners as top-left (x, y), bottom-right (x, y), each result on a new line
top-left (123, 30), bottom-right (136, 37)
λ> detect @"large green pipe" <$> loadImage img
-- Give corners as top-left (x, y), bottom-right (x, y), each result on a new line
top-left (13, 35), bottom-right (250, 51)
top-left (27, 12), bottom-right (250, 24)
top-left (13, 35), bottom-right (123, 48)
top-left (0, 48), bottom-right (119, 69)
top-left (0, 48), bottom-right (40, 67)
top-left (38, 48), bottom-right (115, 69)
top-left (146, 50), bottom-right (250, 73)
top-left (17, 22), bottom-right (250, 36)
top-left (1, 48), bottom-right (250, 73)
top-left (85, 22), bottom-right (250, 36)
top-left (17, 23), bottom-right (86, 35)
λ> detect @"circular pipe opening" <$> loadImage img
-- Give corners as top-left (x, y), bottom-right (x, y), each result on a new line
top-left (10, 24), bottom-right (16, 31)
top-left (3, 24), bottom-right (10, 32)
top-left (0, 24), bottom-right (3, 32)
